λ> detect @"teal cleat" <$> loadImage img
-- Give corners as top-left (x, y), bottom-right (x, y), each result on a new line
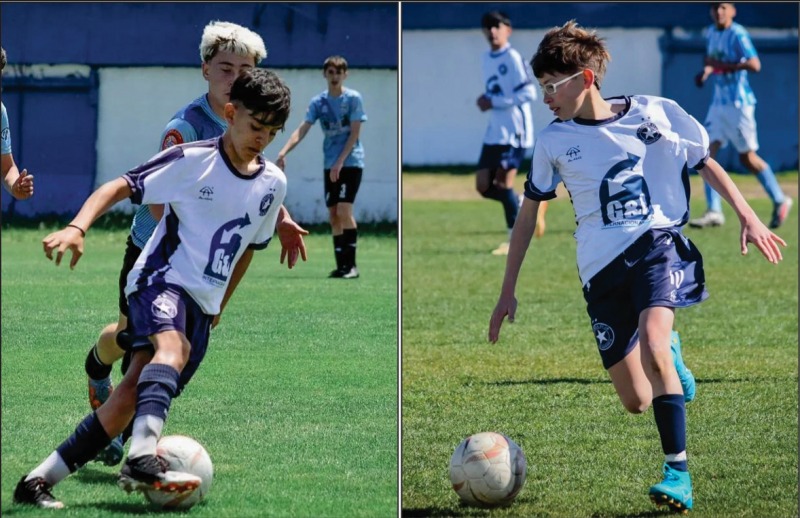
top-left (649, 463), bottom-right (693, 514)
top-left (94, 435), bottom-right (125, 467)
top-left (671, 331), bottom-right (695, 403)
top-left (88, 376), bottom-right (114, 411)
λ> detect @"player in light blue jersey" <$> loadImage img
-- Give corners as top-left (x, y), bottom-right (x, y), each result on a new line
top-left (1, 47), bottom-right (35, 201)
top-left (80, 21), bottom-right (306, 467)
top-left (690, 2), bottom-right (792, 230)
top-left (475, 12), bottom-right (545, 256)
top-left (277, 55), bottom-right (368, 279)
top-left (16, 69), bottom-right (306, 510)
top-left (488, 21), bottom-right (786, 514)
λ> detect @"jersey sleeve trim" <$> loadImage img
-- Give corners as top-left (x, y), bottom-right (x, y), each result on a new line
top-left (691, 150), bottom-right (710, 171)
top-left (248, 237), bottom-right (272, 251)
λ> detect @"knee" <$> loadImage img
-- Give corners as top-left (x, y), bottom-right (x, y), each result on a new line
top-left (621, 396), bottom-right (651, 414)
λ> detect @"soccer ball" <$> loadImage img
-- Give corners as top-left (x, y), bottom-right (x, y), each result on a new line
top-left (449, 431), bottom-right (526, 507)
top-left (144, 435), bottom-right (213, 510)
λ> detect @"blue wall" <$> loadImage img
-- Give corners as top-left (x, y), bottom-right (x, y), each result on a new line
top-left (402, 2), bottom-right (798, 30)
top-left (1, 2), bottom-right (398, 67)
top-left (1, 2), bottom-right (397, 219)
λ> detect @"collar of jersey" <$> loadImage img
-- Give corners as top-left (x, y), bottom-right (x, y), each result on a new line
top-left (489, 44), bottom-right (511, 58)
top-left (571, 95), bottom-right (631, 126)
top-left (216, 137), bottom-right (265, 180)
top-left (200, 94), bottom-right (228, 129)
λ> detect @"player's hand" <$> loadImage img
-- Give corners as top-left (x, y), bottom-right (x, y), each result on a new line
top-left (739, 217), bottom-right (786, 264)
top-left (694, 72), bottom-right (705, 88)
top-left (42, 226), bottom-right (85, 269)
top-left (276, 218), bottom-right (309, 269)
top-left (12, 169), bottom-right (34, 200)
top-left (329, 163), bottom-right (343, 183)
top-left (476, 95), bottom-right (493, 112)
top-left (276, 155), bottom-right (286, 171)
top-left (488, 294), bottom-right (517, 344)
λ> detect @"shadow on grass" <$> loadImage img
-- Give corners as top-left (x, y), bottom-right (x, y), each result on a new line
top-left (73, 467), bottom-right (118, 485)
top-left (483, 376), bottom-right (794, 387)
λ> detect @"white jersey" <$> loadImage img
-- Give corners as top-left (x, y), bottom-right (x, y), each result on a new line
top-left (525, 95), bottom-right (710, 286)
top-left (481, 44), bottom-right (537, 148)
top-left (123, 137), bottom-right (286, 314)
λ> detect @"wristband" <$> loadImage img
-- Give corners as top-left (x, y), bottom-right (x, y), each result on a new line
top-left (67, 224), bottom-right (86, 237)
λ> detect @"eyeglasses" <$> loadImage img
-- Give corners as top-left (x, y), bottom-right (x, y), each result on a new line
top-left (539, 71), bottom-right (584, 95)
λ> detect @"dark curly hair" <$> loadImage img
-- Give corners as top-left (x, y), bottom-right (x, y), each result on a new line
top-left (229, 68), bottom-right (291, 128)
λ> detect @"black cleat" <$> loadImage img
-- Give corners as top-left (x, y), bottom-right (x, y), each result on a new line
top-left (328, 268), bottom-right (345, 278)
top-left (118, 454), bottom-right (201, 493)
top-left (14, 476), bottom-right (65, 509)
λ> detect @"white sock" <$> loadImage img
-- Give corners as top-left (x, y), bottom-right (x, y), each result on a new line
top-left (27, 451), bottom-right (71, 486)
top-left (666, 451), bottom-right (687, 463)
top-left (127, 414), bottom-right (165, 459)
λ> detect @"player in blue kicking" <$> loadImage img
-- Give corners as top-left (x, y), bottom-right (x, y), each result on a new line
top-left (488, 21), bottom-right (786, 514)
top-left (473, 11), bottom-right (544, 255)
top-left (82, 21), bottom-right (305, 466)
top-left (1, 47), bottom-right (35, 201)
top-left (690, 2), bottom-right (792, 230)
top-left (15, 68), bottom-right (305, 509)
top-left (277, 55), bottom-right (367, 279)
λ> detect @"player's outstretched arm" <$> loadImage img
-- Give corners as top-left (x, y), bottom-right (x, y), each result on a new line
top-left (42, 177), bottom-right (132, 269)
top-left (276, 205), bottom-right (309, 269)
top-left (276, 121), bottom-right (313, 171)
top-left (213, 248), bottom-right (255, 329)
top-left (488, 198), bottom-right (540, 343)
top-left (698, 158), bottom-right (786, 263)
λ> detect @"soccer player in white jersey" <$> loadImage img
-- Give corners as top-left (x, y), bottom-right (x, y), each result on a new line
top-left (14, 69), bottom-right (305, 509)
top-left (488, 21), bottom-right (786, 514)
top-left (277, 55), bottom-right (367, 279)
top-left (81, 21), bottom-right (306, 467)
top-left (689, 2), bottom-right (792, 229)
top-left (1, 46), bottom-right (35, 201)
top-left (474, 11), bottom-right (545, 256)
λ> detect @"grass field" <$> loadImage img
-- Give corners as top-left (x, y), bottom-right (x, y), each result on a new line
top-left (402, 172), bottom-right (798, 517)
top-left (1, 226), bottom-right (398, 517)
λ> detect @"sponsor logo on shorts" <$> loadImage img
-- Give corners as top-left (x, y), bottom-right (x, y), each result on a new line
top-left (152, 294), bottom-right (178, 320)
top-left (592, 322), bottom-right (615, 351)
top-left (161, 129), bottom-right (185, 149)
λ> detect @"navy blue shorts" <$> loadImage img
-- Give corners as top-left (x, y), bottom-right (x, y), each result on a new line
top-left (324, 167), bottom-right (363, 207)
top-left (478, 144), bottom-right (526, 172)
top-left (126, 283), bottom-right (214, 396)
top-left (582, 227), bottom-right (709, 370)
top-left (118, 235), bottom-right (142, 317)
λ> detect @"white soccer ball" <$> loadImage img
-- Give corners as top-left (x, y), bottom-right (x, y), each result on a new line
top-left (144, 435), bottom-right (213, 510)
top-left (449, 431), bottom-right (527, 507)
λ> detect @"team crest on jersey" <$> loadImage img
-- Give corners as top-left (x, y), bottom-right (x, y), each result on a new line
top-left (1, 128), bottom-right (9, 143)
top-left (259, 193), bottom-right (274, 216)
top-left (498, 64), bottom-right (508, 75)
top-left (162, 129), bottom-right (184, 149)
top-left (592, 322), bottom-right (615, 351)
top-left (636, 122), bottom-right (661, 145)
top-left (151, 294), bottom-right (178, 320)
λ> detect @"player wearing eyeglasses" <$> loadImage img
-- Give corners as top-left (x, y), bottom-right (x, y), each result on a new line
top-left (489, 20), bottom-right (786, 514)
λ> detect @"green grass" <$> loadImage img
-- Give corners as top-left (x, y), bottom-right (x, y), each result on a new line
top-left (401, 174), bottom-right (797, 517)
top-left (1, 227), bottom-right (398, 517)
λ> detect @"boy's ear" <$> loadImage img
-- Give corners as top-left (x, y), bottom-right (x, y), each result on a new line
top-left (583, 69), bottom-right (595, 89)
top-left (223, 102), bottom-right (236, 123)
